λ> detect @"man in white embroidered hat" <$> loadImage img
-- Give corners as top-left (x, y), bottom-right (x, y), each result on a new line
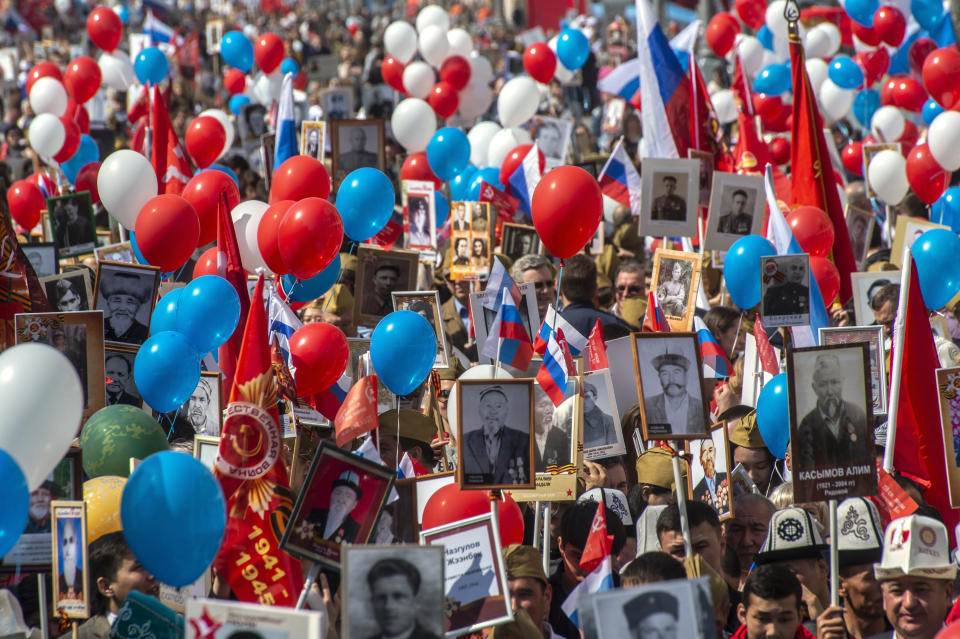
top-left (874, 514), bottom-right (955, 639)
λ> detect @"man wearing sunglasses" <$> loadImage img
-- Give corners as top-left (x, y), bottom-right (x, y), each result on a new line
top-left (512, 255), bottom-right (556, 322)
top-left (609, 260), bottom-right (645, 319)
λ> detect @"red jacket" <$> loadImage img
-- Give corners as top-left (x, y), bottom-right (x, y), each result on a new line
top-left (731, 622), bottom-right (817, 639)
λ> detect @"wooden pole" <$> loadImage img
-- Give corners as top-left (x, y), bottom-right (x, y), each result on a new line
top-left (671, 454), bottom-right (692, 558)
top-left (882, 247), bottom-right (912, 472)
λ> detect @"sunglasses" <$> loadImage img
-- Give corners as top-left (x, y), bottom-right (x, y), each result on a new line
top-left (532, 279), bottom-right (555, 291)
top-left (617, 285), bottom-right (643, 295)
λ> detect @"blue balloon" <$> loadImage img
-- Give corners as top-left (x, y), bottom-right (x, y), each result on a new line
top-left (923, 98), bottom-right (945, 125)
top-left (556, 28), bottom-right (589, 71)
top-left (427, 127), bottom-right (470, 182)
top-left (435, 190), bottom-right (449, 227)
top-left (912, 229), bottom-right (960, 310)
top-left (281, 57), bottom-right (299, 76)
top-left (134, 47), bottom-right (168, 85)
top-left (220, 30), bottom-right (254, 73)
top-left (450, 165), bottom-right (478, 200)
top-left (723, 235), bottom-right (776, 309)
top-left (753, 63), bottom-right (791, 96)
top-left (756, 373), bottom-right (789, 459)
top-left (199, 163), bottom-right (240, 188)
top-left (846, 0), bottom-right (879, 25)
top-left (829, 56), bottom-right (864, 90)
top-left (121, 451), bottom-right (225, 587)
top-left (0, 449), bottom-right (28, 558)
top-left (336, 168), bottom-right (395, 241)
top-left (60, 134), bottom-right (98, 185)
top-left (468, 167), bottom-right (502, 201)
top-left (150, 288), bottom-right (182, 335)
top-left (114, 4), bottom-right (129, 25)
top-left (757, 25), bottom-right (774, 51)
top-left (282, 254), bottom-right (340, 303)
top-left (229, 94), bottom-right (251, 115)
top-left (134, 331), bottom-right (201, 413)
top-left (852, 89), bottom-right (881, 128)
top-left (370, 310), bottom-right (437, 396)
top-left (931, 187), bottom-right (960, 231)
top-left (912, 0), bottom-right (944, 31)
top-left (177, 275), bottom-right (241, 354)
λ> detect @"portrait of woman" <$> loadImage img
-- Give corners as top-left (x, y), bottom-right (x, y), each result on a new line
top-left (407, 196), bottom-right (431, 248)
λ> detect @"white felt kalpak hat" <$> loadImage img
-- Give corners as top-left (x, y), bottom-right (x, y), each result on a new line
top-left (837, 497), bottom-right (884, 568)
top-left (579, 488), bottom-right (634, 530)
top-left (875, 514), bottom-right (957, 581)
top-left (755, 507), bottom-right (828, 565)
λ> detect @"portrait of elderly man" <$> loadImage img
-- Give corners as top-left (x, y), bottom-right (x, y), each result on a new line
top-left (58, 518), bottom-right (83, 602)
top-left (643, 349), bottom-right (705, 436)
top-left (105, 353), bottom-right (139, 407)
top-left (692, 439), bottom-right (726, 510)
top-left (362, 263), bottom-right (402, 318)
top-left (100, 271), bottom-right (151, 345)
top-left (339, 126), bottom-right (379, 174)
top-left (582, 380), bottom-right (617, 450)
top-left (306, 470), bottom-right (363, 545)
top-left (365, 557), bottom-right (441, 639)
top-left (463, 385), bottom-right (531, 486)
top-left (185, 376), bottom-right (218, 436)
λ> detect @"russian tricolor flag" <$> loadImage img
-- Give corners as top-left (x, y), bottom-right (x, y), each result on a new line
top-left (274, 73), bottom-right (298, 170)
top-left (641, 291), bottom-right (671, 333)
top-left (481, 258), bottom-right (522, 312)
top-left (561, 503), bottom-right (615, 627)
top-left (143, 10), bottom-right (174, 44)
top-left (508, 143), bottom-right (542, 217)
top-left (533, 305), bottom-right (588, 356)
top-left (598, 139), bottom-right (642, 217)
top-left (536, 322), bottom-right (575, 407)
top-left (694, 316), bottom-right (732, 379)
top-left (492, 289), bottom-right (534, 370)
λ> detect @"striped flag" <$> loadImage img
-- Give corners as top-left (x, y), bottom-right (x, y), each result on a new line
top-left (641, 291), bottom-right (671, 332)
top-left (481, 257), bottom-right (522, 311)
top-left (536, 323), bottom-right (575, 407)
top-left (694, 316), bottom-right (732, 379)
top-left (597, 21), bottom-right (700, 103)
top-left (561, 502), bottom-right (615, 627)
top-left (273, 73), bottom-right (298, 169)
top-left (310, 373), bottom-right (352, 421)
top-left (265, 283), bottom-right (302, 373)
top-left (534, 305), bottom-right (588, 356)
top-left (507, 143), bottom-right (542, 217)
top-left (143, 10), bottom-right (174, 45)
top-left (484, 289), bottom-right (534, 370)
top-left (598, 139), bottom-right (642, 217)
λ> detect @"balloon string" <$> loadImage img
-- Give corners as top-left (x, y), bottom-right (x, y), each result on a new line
top-left (554, 263), bottom-right (564, 312)
top-left (162, 406), bottom-right (183, 442)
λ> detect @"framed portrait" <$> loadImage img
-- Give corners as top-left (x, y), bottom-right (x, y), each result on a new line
top-left (601, 98), bottom-right (626, 137)
top-left (631, 332), bottom-right (709, 439)
top-left (16, 311), bottom-right (105, 421)
top-left (94, 241), bottom-right (136, 265)
top-left (51, 500), bottom-right (89, 618)
top-left (342, 545), bottom-right (446, 639)
top-left (421, 513), bottom-right (513, 636)
top-left (891, 215), bottom-right (948, 267)
top-left (185, 599), bottom-right (324, 637)
top-left (48, 192), bottom-right (96, 258)
top-left (531, 115), bottom-right (573, 169)
top-left (688, 149), bottom-right (714, 208)
top-left (104, 345), bottom-right (144, 409)
top-left (94, 261), bottom-right (161, 347)
top-left (470, 283), bottom-right (540, 368)
top-left (703, 173), bottom-right (765, 250)
top-left (193, 434), bottom-right (220, 471)
top-left (787, 343), bottom-right (876, 502)
top-left (456, 379), bottom-right (535, 490)
top-left (354, 243), bottom-right (419, 328)
top-left (23, 242), bottom-right (58, 278)
top-left (238, 102), bottom-right (268, 141)
top-left (845, 206), bottom-right (876, 270)
top-left (820, 326), bottom-right (887, 417)
top-left (402, 180), bottom-right (437, 251)
top-left (862, 143), bottom-right (901, 199)
top-left (40, 270), bottom-right (93, 313)
top-left (175, 372), bottom-right (223, 437)
top-left (689, 423), bottom-right (734, 521)
top-left (392, 291), bottom-right (449, 368)
top-left (300, 120), bottom-right (326, 162)
top-left (450, 202), bottom-right (493, 281)
top-left (388, 472), bottom-right (456, 543)
top-left (204, 19), bottom-right (223, 54)
top-left (584, 577), bottom-right (715, 639)
top-left (500, 223), bottom-right (542, 262)
top-left (851, 271), bottom-right (898, 326)
top-left (582, 368), bottom-right (626, 461)
top-left (760, 254), bottom-right (811, 327)
top-left (321, 88), bottom-right (355, 121)
top-left (639, 157), bottom-right (700, 238)
top-left (280, 442), bottom-right (395, 569)
top-left (650, 249), bottom-right (702, 331)
top-left (937, 367), bottom-right (960, 508)
top-left (741, 332), bottom-right (781, 407)
top-left (331, 119), bottom-right (386, 188)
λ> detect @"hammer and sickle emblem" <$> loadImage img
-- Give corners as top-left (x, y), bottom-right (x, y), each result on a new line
top-left (230, 421), bottom-right (264, 457)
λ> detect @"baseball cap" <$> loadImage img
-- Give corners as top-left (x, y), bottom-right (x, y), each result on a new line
top-left (874, 514), bottom-right (957, 581)
top-left (754, 507), bottom-right (828, 565)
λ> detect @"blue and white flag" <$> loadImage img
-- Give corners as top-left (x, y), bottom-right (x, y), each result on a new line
top-left (508, 143), bottom-right (542, 217)
top-left (143, 10), bottom-right (174, 45)
top-left (274, 73), bottom-right (298, 169)
top-left (265, 283), bottom-right (302, 372)
top-left (560, 555), bottom-right (614, 627)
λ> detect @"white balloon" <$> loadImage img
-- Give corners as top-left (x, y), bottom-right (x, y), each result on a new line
top-left (384, 21), bottom-right (418, 64)
top-left (252, 70), bottom-right (283, 105)
top-left (391, 98), bottom-right (437, 152)
top-left (928, 111), bottom-right (960, 171)
top-left (468, 51), bottom-right (493, 84)
top-left (98, 150), bottom-right (158, 229)
top-left (457, 80), bottom-right (493, 122)
top-left (447, 28), bottom-right (473, 59)
top-left (497, 76), bottom-right (539, 128)
top-left (231, 200), bottom-right (272, 274)
top-left (29, 77), bottom-right (67, 116)
top-left (402, 61), bottom-right (436, 99)
top-left (819, 79), bottom-right (854, 121)
top-left (765, 0), bottom-right (788, 39)
top-left (803, 27), bottom-right (833, 59)
top-left (54, 0), bottom-right (70, 15)
top-left (446, 364), bottom-right (511, 435)
top-left (487, 127), bottom-right (532, 169)
top-left (867, 149), bottom-right (909, 204)
top-left (737, 36), bottom-right (765, 78)
top-left (712, 89), bottom-right (737, 125)
top-left (818, 22), bottom-right (841, 56)
top-left (416, 5), bottom-right (450, 33)
top-left (419, 25), bottom-right (450, 68)
top-left (242, 24), bottom-right (257, 40)
top-left (805, 58), bottom-right (829, 94)
top-left (0, 343), bottom-right (83, 490)
top-left (467, 121), bottom-right (501, 167)
top-left (871, 105), bottom-right (905, 142)
top-left (27, 113), bottom-right (65, 158)
top-left (99, 51), bottom-right (135, 91)
top-left (199, 109), bottom-right (234, 160)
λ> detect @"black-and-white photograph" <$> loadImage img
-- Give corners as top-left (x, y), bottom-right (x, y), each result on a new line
top-left (850, 271), bottom-right (896, 327)
top-left (760, 254), bottom-right (811, 328)
top-left (788, 343), bottom-right (876, 502)
top-left (704, 173), bottom-right (765, 250)
top-left (40, 271), bottom-right (93, 313)
top-left (500, 223), bottom-right (542, 262)
top-left (690, 422), bottom-right (733, 521)
top-left (533, 376), bottom-right (577, 473)
top-left (48, 192), bottom-right (96, 258)
top-left (51, 501), bottom-right (89, 619)
top-left (531, 115), bottom-right (573, 169)
top-left (166, 372), bottom-right (222, 437)
top-left (300, 121), bottom-right (326, 161)
top-left (355, 244), bottom-right (419, 327)
top-left (239, 103), bottom-right (268, 141)
top-left (405, 190), bottom-right (436, 251)
top-left (23, 242), bottom-right (58, 277)
top-left (94, 261), bottom-right (161, 347)
top-left (845, 206), bottom-right (875, 270)
top-left (204, 19), bottom-right (222, 55)
top-left (342, 546), bottom-right (446, 639)
top-left (457, 379), bottom-right (535, 489)
top-left (582, 369), bottom-right (625, 461)
top-left (450, 202), bottom-right (471, 232)
top-left (631, 333), bottom-right (709, 439)
top-left (321, 88), bottom-right (354, 121)
top-left (820, 326), bottom-right (887, 417)
top-left (688, 149), bottom-right (714, 208)
top-left (650, 249), bottom-right (702, 331)
top-left (392, 291), bottom-right (449, 369)
top-left (587, 577), bottom-right (714, 639)
top-left (193, 434), bottom-right (219, 471)
top-left (891, 215), bottom-right (947, 267)
top-left (640, 158), bottom-right (700, 238)
top-left (332, 120), bottom-right (385, 188)
top-left (104, 347), bottom-right (142, 408)
top-left (470, 284), bottom-right (540, 368)
top-left (94, 242), bottom-right (136, 264)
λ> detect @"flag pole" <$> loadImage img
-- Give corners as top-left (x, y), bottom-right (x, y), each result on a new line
top-left (533, 499), bottom-right (542, 550)
top-left (542, 501), bottom-right (551, 576)
top-left (295, 563), bottom-right (320, 610)
top-left (671, 451), bottom-right (692, 558)
top-left (882, 247), bottom-right (912, 472)
top-left (829, 499), bottom-right (839, 607)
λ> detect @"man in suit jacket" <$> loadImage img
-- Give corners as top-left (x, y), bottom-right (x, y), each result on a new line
top-left (644, 352), bottom-right (705, 436)
top-left (306, 470), bottom-right (363, 545)
top-left (366, 557), bottom-right (442, 639)
top-left (692, 439), bottom-right (727, 510)
top-left (440, 266), bottom-right (476, 360)
top-left (581, 380), bottom-right (617, 449)
top-left (463, 386), bottom-right (530, 485)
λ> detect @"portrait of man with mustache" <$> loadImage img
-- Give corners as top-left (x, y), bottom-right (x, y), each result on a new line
top-left (100, 272), bottom-right (150, 346)
top-left (643, 351), bottom-right (704, 436)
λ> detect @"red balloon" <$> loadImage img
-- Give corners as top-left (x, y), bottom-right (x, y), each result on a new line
top-left (185, 115), bottom-right (227, 169)
top-left (851, 22), bottom-right (880, 46)
top-left (26, 62), bottom-right (62, 96)
top-left (892, 76), bottom-right (927, 113)
top-left (75, 104), bottom-right (90, 134)
top-left (923, 47), bottom-right (960, 109)
top-left (879, 76), bottom-right (899, 106)
top-left (752, 93), bottom-right (783, 121)
top-left (439, 55), bottom-right (471, 91)
top-left (86, 7), bottom-right (122, 52)
top-left (909, 38), bottom-right (938, 76)
top-left (768, 137), bottom-right (790, 165)
top-left (400, 152), bottom-right (442, 189)
top-left (811, 257), bottom-right (841, 304)
top-left (734, 0), bottom-right (765, 28)
top-left (181, 170), bottom-right (241, 248)
top-left (254, 33), bottom-right (284, 74)
top-left (134, 195), bottom-right (200, 272)
top-left (858, 49), bottom-right (891, 87)
top-left (786, 205), bottom-right (834, 257)
top-left (499, 143), bottom-right (546, 188)
top-left (523, 42), bottom-right (557, 84)
top-left (906, 143), bottom-right (949, 204)
top-left (532, 166), bottom-right (602, 259)
top-left (63, 98), bottom-right (79, 121)
top-left (705, 13), bottom-right (740, 57)
top-left (289, 323), bottom-right (349, 396)
top-left (224, 69), bottom-right (246, 95)
top-left (899, 120), bottom-right (919, 156)
top-left (277, 198), bottom-right (343, 280)
top-left (7, 180), bottom-right (45, 229)
top-left (421, 484), bottom-right (523, 547)
top-left (934, 622), bottom-right (960, 639)
top-left (382, 56), bottom-right (405, 93)
top-left (427, 81), bottom-right (459, 119)
top-left (293, 72), bottom-right (307, 91)
top-left (62, 57), bottom-right (101, 104)
top-left (842, 142), bottom-right (864, 176)
top-left (873, 5), bottom-right (906, 47)
top-left (269, 156), bottom-right (331, 203)
top-left (54, 116), bottom-right (80, 163)
top-left (192, 246), bottom-right (218, 280)
top-left (75, 162), bottom-right (100, 204)
top-left (257, 200), bottom-right (294, 275)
